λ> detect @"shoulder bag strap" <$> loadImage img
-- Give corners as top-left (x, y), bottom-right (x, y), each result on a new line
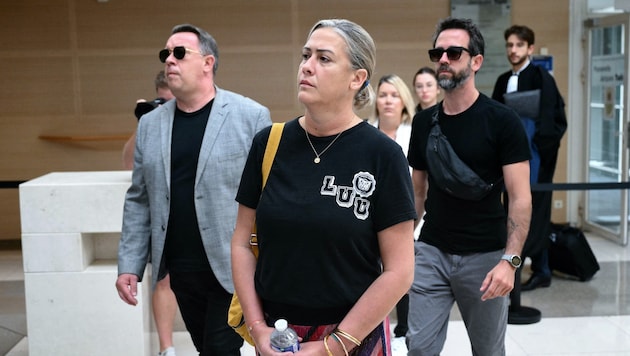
top-left (262, 122), bottom-right (285, 187)
top-left (250, 122), bottom-right (285, 252)
top-left (430, 103), bottom-right (440, 126)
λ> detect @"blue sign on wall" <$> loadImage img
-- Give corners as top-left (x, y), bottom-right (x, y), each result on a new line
top-left (532, 55), bottom-right (553, 73)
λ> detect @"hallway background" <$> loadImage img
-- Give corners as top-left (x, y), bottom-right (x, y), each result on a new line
top-left (0, 0), bottom-right (570, 242)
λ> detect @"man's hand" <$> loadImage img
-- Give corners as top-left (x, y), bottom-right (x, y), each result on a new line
top-left (115, 273), bottom-right (139, 306)
top-left (479, 262), bottom-right (515, 301)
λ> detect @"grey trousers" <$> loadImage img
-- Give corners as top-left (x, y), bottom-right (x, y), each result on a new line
top-left (407, 241), bottom-right (508, 356)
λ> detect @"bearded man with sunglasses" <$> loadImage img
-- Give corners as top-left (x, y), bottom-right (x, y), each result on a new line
top-left (406, 18), bottom-right (532, 356)
top-left (115, 23), bottom-right (271, 355)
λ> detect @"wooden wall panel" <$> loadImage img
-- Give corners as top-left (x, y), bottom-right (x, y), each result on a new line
top-left (74, 0), bottom-right (294, 50)
top-left (0, 0), bottom-right (572, 240)
top-left (79, 56), bottom-right (164, 115)
top-left (294, 0), bottom-right (448, 47)
top-left (0, 191), bottom-right (20, 240)
top-left (74, 2), bottom-right (181, 51)
top-left (218, 51), bottom-right (296, 112)
top-left (2, 58), bottom-right (75, 116)
top-left (374, 48), bottom-right (434, 86)
top-left (0, 0), bottom-right (71, 50)
top-left (2, 114), bottom-right (130, 175)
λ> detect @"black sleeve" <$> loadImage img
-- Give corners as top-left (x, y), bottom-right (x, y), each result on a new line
top-left (492, 72), bottom-right (509, 103)
top-left (408, 109), bottom-right (432, 171)
top-left (535, 66), bottom-right (567, 142)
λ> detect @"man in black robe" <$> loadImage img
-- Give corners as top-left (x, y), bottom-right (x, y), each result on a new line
top-left (492, 25), bottom-right (567, 291)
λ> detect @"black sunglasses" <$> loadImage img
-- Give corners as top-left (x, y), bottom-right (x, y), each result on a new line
top-left (159, 46), bottom-right (203, 63)
top-left (428, 46), bottom-right (471, 62)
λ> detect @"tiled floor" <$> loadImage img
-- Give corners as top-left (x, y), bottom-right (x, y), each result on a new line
top-left (2, 231), bottom-right (630, 356)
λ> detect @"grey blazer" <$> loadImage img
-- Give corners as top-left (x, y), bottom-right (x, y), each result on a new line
top-left (118, 86), bottom-right (272, 292)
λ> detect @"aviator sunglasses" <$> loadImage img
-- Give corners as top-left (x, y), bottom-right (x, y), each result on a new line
top-left (159, 46), bottom-right (203, 63)
top-left (428, 46), bottom-right (471, 62)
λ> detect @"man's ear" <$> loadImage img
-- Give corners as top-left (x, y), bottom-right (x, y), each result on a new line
top-left (204, 55), bottom-right (216, 74)
top-left (471, 53), bottom-right (483, 73)
top-left (527, 44), bottom-right (535, 56)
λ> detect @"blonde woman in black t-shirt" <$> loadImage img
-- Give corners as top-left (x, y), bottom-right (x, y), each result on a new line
top-left (232, 19), bottom-right (416, 356)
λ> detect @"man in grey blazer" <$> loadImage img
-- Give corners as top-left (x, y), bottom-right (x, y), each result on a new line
top-left (115, 24), bottom-right (271, 356)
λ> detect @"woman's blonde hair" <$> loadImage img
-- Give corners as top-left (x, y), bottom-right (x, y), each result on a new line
top-left (370, 74), bottom-right (416, 125)
top-left (308, 19), bottom-right (376, 110)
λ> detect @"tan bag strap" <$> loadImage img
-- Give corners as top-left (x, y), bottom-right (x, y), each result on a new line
top-left (251, 122), bottom-right (284, 251)
top-left (262, 123), bottom-right (284, 187)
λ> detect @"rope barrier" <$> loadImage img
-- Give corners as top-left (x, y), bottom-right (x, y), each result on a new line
top-left (0, 181), bottom-right (26, 189)
top-left (531, 182), bottom-right (630, 191)
top-left (3, 181), bottom-right (630, 190)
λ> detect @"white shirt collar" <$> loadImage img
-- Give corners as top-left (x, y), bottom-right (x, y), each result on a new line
top-left (513, 59), bottom-right (531, 76)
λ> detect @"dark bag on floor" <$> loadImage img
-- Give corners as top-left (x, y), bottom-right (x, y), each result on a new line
top-left (548, 224), bottom-right (600, 281)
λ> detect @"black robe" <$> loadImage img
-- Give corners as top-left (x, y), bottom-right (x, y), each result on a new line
top-left (492, 64), bottom-right (567, 257)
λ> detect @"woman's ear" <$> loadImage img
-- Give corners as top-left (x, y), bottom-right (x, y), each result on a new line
top-left (350, 68), bottom-right (368, 91)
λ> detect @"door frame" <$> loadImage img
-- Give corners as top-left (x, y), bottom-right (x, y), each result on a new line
top-left (582, 13), bottom-right (630, 246)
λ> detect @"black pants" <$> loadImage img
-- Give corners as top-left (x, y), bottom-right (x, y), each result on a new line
top-left (169, 270), bottom-right (242, 356)
top-left (524, 139), bottom-right (560, 259)
top-left (394, 293), bottom-right (409, 337)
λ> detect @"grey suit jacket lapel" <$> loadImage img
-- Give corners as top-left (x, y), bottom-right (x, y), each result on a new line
top-left (160, 100), bottom-right (175, 190)
top-left (196, 87), bottom-right (228, 187)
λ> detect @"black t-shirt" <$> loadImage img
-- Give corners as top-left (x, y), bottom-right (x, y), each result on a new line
top-left (236, 118), bottom-right (416, 324)
top-left (165, 100), bottom-right (214, 272)
top-left (408, 94), bottom-right (531, 254)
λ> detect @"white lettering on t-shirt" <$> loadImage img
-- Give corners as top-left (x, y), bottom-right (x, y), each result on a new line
top-left (319, 172), bottom-right (376, 220)
top-left (320, 176), bottom-right (338, 196)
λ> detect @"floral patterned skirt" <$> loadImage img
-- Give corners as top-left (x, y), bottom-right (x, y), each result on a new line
top-left (288, 317), bottom-right (391, 356)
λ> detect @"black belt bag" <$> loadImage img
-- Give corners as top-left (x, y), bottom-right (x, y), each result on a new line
top-left (425, 105), bottom-right (501, 200)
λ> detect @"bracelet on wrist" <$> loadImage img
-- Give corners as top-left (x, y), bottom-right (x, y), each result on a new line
top-left (334, 328), bottom-right (362, 347)
top-left (331, 332), bottom-right (350, 356)
top-left (323, 334), bottom-right (334, 356)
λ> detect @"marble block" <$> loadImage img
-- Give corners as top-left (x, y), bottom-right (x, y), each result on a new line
top-left (21, 232), bottom-right (122, 273)
top-left (19, 171), bottom-right (155, 356)
top-left (21, 232), bottom-right (91, 273)
top-left (24, 263), bottom-right (152, 356)
top-left (19, 171), bottom-right (131, 234)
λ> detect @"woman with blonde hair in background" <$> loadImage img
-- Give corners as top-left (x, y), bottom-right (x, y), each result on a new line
top-left (369, 74), bottom-right (416, 156)
top-left (369, 74), bottom-right (416, 354)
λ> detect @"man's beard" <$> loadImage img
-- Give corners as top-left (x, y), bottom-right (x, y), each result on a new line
top-left (437, 64), bottom-right (472, 91)
top-left (510, 54), bottom-right (527, 67)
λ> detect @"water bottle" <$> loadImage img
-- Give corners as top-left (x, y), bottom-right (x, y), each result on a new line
top-left (270, 318), bottom-right (300, 352)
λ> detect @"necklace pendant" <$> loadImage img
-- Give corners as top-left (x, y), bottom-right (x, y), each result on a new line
top-left (314, 157), bottom-right (321, 164)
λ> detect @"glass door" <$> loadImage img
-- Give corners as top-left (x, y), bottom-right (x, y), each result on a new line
top-left (584, 14), bottom-right (629, 245)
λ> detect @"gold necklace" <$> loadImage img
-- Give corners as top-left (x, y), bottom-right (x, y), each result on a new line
top-left (304, 127), bottom-right (343, 164)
